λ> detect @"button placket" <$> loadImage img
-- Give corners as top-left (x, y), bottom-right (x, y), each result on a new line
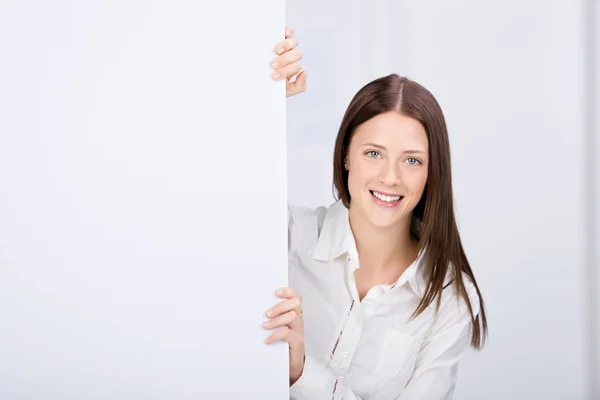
top-left (335, 248), bottom-right (363, 372)
top-left (338, 306), bottom-right (365, 374)
top-left (335, 320), bottom-right (353, 370)
top-left (346, 252), bottom-right (362, 304)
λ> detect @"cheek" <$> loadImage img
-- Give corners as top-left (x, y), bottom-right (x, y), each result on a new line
top-left (347, 161), bottom-right (374, 190)
top-left (346, 170), bottom-right (361, 197)
top-left (405, 171), bottom-right (428, 198)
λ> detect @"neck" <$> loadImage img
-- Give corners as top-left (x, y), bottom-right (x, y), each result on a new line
top-left (348, 205), bottom-right (418, 274)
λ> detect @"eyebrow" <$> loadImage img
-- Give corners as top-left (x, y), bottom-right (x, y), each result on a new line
top-left (361, 143), bottom-right (428, 155)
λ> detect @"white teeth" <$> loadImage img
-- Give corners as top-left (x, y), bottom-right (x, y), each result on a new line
top-left (372, 191), bottom-right (401, 202)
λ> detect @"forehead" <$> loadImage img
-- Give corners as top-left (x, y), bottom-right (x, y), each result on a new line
top-left (351, 111), bottom-right (428, 151)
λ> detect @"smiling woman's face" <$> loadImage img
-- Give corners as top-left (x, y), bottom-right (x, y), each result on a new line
top-left (345, 111), bottom-right (429, 229)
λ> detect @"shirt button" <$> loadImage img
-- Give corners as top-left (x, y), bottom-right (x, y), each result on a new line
top-left (341, 351), bottom-right (349, 358)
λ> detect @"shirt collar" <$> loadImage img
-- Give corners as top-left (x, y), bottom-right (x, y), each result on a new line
top-left (311, 200), bottom-right (356, 262)
top-left (311, 200), bottom-right (428, 299)
top-left (404, 250), bottom-right (427, 298)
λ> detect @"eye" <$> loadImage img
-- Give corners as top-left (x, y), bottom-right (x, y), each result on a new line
top-left (406, 157), bottom-right (422, 165)
top-left (365, 150), bottom-right (381, 158)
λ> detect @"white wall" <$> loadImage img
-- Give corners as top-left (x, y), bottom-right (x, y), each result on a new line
top-left (287, 0), bottom-right (593, 398)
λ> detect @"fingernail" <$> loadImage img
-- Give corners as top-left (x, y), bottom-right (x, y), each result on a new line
top-left (266, 310), bottom-right (273, 317)
top-left (276, 289), bottom-right (284, 295)
top-left (271, 61), bottom-right (279, 69)
top-left (272, 72), bottom-right (280, 80)
top-left (262, 321), bottom-right (270, 328)
top-left (277, 47), bottom-right (284, 55)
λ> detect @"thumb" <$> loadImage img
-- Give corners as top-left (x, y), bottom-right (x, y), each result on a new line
top-left (287, 71), bottom-right (307, 96)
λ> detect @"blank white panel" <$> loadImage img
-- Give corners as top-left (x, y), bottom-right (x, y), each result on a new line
top-left (0, 1), bottom-right (288, 398)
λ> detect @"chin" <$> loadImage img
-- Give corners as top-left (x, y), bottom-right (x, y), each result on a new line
top-left (368, 208), bottom-right (405, 228)
top-left (362, 195), bottom-right (408, 229)
top-left (367, 216), bottom-right (399, 229)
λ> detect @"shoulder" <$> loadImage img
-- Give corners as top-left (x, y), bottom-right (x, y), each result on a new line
top-left (422, 267), bottom-right (481, 335)
top-left (427, 267), bottom-right (481, 336)
top-left (287, 201), bottom-right (330, 251)
top-left (415, 254), bottom-right (481, 318)
top-left (442, 267), bottom-right (481, 312)
top-left (287, 202), bottom-right (328, 225)
top-left (287, 201), bottom-right (337, 234)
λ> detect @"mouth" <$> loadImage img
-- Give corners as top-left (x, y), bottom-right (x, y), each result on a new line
top-left (370, 190), bottom-right (404, 208)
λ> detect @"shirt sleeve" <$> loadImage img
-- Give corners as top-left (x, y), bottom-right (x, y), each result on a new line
top-left (289, 355), bottom-right (365, 400)
top-left (396, 285), bottom-right (481, 400)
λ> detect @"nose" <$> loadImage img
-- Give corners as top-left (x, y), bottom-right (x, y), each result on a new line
top-left (379, 161), bottom-right (401, 187)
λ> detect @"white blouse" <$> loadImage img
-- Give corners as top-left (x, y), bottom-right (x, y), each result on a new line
top-left (287, 200), bottom-right (480, 400)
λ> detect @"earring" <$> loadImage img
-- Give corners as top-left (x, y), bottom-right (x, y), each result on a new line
top-left (344, 163), bottom-right (348, 170)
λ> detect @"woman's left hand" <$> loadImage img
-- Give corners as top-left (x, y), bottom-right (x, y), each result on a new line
top-left (263, 287), bottom-right (305, 385)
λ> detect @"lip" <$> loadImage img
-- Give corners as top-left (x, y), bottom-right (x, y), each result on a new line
top-left (370, 190), bottom-right (403, 208)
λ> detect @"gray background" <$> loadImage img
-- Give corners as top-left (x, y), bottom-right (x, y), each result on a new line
top-left (286, 0), bottom-right (599, 399)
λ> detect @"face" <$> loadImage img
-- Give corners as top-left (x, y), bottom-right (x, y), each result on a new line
top-left (345, 111), bottom-right (429, 229)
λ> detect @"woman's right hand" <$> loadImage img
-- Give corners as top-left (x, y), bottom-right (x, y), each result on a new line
top-left (271, 26), bottom-right (307, 98)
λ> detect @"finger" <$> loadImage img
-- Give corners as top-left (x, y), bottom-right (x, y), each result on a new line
top-left (264, 326), bottom-right (289, 344)
top-left (276, 62), bottom-right (302, 79)
top-left (275, 287), bottom-right (302, 300)
top-left (266, 296), bottom-right (302, 318)
top-left (262, 310), bottom-right (302, 330)
top-left (287, 71), bottom-right (307, 94)
top-left (285, 26), bottom-right (294, 38)
top-left (265, 326), bottom-right (304, 348)
top-left (271, 47), bottom-right (303, 71)
top-left (274, 37), bottom-right (299, 56)
top-left (272, 61), bottom-right (302, 81)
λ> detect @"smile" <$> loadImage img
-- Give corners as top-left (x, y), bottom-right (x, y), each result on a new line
top-left (370, 190), bottom-right (403, 208)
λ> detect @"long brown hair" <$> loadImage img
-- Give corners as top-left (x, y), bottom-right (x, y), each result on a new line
top-left (332, 74), bottom-right (488, 349)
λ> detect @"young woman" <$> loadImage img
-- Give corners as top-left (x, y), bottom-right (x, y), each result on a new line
top-left (263, 27), bottom-right (488, 400)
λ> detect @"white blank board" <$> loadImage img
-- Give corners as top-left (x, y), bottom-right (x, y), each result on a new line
top-left (0, 2), bottom-right (289, 398)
